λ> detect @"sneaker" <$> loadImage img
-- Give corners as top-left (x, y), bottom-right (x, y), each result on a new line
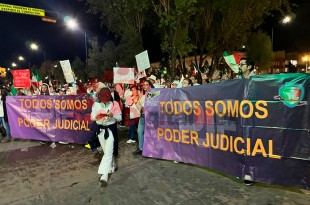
top-left (244, 180), bottom-right (254, 186)
top-left (132, 149), bottom-right (142, 156)
top-left (108, 158), bottom-right (117, 173)
top-left (1, 138), bottom-right (11, 143)
top-left (126, 139), bottom-right (136, 144)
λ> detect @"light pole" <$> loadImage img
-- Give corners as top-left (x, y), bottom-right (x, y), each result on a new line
top-left (65, 17), bottom-right (88, 79)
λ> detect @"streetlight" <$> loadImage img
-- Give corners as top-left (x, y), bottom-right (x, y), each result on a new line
top-left (18, 56), bottom-right (24, 61)
top-left (281, 16), bottom-right (292, 24)
top-left (11, 62), bottom-right (17, 67)
top-left (30, 43), bottom-right (38, 50)
top-left (271, 15), bottom-right (293, 51)
top-left (64, 17), bottom-right (88, 79)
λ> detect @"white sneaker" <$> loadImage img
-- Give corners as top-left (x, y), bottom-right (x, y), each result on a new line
top-left (126, 139), bottom-right (136, 144)
top-left (109, 158), bottom-right (117, 173)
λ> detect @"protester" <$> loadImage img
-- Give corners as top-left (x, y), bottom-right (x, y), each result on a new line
top-left (125, 85), bottom-right (141, 144)
top-left (91, 87), bottom-right (122, 186)
top-left (190, 76), bottom-right (200, 86)
top-left (40, 83), bottom-right (50, 95)
top-left (49, 86), bottom-right (57, 95)
top-left (181, 78), bottom-right (193, 87)
top-left (165, 80), bottom-right (171, 88)
top-left (201, 79), bottom-right (208, 84)
top-left (132, 80), bottom-right (154, 156)
top-left (58, 87), bottom-right (66, 96)
top-left (0, 87), bottom-right (11, 143)
top-left (239, 58), bottom-right (255, 79)
top-left (211, 70), bottom-right (222, 83)
top-left (147, 75), bottom-right (160, 88)
top-left (171, 80), bottom-right (180, 88)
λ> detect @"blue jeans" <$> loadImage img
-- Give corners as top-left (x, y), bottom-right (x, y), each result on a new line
top-left (137, 115), bottom-right (145, 150)
top-left (0, 117), bottom-right (11, 139)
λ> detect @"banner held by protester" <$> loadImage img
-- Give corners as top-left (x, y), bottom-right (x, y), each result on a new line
top-left (143, 73), bottom-right (310, 189)
top-left (6, 94), bottom-right (94, 144)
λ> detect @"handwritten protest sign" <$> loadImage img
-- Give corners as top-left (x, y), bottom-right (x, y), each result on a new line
top-left (11, 69), bottom-right (30, 88)
top-left (60, 60), bottom-right (75, 83)
top-left (135, 50), bottom-right (150, 72)
top-left (113, 67), bottom-right (135, 84)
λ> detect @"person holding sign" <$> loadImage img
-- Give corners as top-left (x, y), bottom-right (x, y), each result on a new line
top-left (132, 80), bottom-right (154, 156)
top-left (91, 87), bottom-right (122, 186)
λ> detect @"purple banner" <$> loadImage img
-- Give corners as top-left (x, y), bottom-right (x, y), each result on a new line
top-left (143, 73), bottom-right (310, 189)
top-left (7, 95), bottom-right (94, 144)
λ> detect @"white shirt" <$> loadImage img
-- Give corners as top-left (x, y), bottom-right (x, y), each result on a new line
top-left (91, 101), bottom-right (122, 125)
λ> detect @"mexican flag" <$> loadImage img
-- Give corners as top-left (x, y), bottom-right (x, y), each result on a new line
top-left (31, 70), bottom-right (42, 88)
top-left (223, 51), bottom-right (243, 73)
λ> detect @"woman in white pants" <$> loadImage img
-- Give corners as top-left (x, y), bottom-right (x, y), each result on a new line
top-left (91, 87), bottom-right (122, 186)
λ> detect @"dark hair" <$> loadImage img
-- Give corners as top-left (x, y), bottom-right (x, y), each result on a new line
top-left (241, 57), bottom-right (255, 72)
top-left (183, 78), bottom-right (193, 86)
top-left (144, 79), bottom-right (154, 88)
top-left (130, 85), bottom-right (138, 90)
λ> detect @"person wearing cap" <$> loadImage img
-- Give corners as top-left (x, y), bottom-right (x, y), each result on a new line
top-left (91, 87), bottom-right (122, 186)
top-left (147, 75), bottom-right (160, 88)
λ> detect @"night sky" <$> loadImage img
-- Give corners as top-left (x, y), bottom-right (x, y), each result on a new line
top-left (0, 0), bottom-right (309, 69)
top-left (0, 0), bottom-right (106, 68)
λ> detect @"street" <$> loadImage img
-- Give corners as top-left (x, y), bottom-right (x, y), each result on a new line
top-left (0, 127), bottom-right (309, 205)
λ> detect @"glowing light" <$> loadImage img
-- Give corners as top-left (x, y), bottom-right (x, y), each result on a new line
top-left (282, 16), bottom-right (292, 24)
top-left (30, 43), bottom-right (38, 50)
top-left (66, 18), bottom-right (78, 30)
top-left (18, 56), bottom-right (24, 61)
top-left (11, 62), bottom-right (17, 67)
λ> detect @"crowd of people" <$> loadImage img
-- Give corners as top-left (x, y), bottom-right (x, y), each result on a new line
top-left (0, 57), bottom-right (255, 186)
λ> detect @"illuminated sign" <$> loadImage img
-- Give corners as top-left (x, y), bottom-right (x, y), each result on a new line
top-left (0, 3), bottom-right (45, 17)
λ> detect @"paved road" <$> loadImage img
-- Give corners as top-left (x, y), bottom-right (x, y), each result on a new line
top-left (0, 127), bottom-right (309, 205)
